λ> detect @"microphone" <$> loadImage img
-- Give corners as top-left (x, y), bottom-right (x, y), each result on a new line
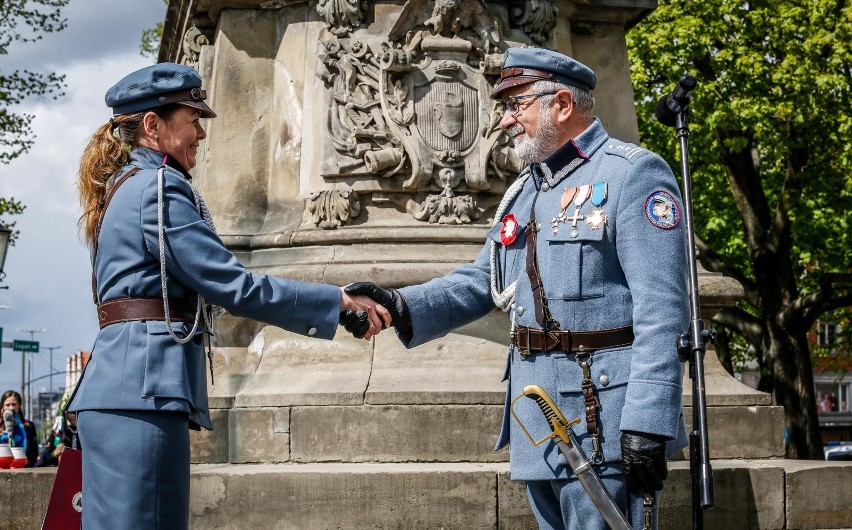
top-left (3, 410), bottom-right (14, 439)
top-left (655, 73), bottom-right (697, 127)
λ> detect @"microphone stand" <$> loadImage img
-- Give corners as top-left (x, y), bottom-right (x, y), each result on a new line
top-left (667, 79), bottom-right (715, 529)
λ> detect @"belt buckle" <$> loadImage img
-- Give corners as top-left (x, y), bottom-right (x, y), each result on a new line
top-left (518, 327), bottom-right (531, 358)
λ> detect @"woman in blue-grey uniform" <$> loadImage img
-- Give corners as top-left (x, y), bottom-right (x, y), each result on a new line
top-left (68, 62), bottom-right (387, 530)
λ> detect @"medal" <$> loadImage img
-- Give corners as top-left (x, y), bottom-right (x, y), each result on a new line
top-left (551, 187), bottom-right (577, 235)
top-left (567, 184), bottom-right (591, 238)
top-left (586, 181), bottom-right (608, 229)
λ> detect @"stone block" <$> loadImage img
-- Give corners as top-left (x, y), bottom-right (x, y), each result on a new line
top-left (662, 460), bottom-right (785, 529)
top-left (0, 469), bottom-right (55, 529)
top-left (191, 407), bottom-right (231, 464)
top-left (785, 460), bottom-right (852, 529)
top-left (497, 472), bottom-right (538, 529)
top-left (290, 405), bottom-right (508, 462)
top-left (683, 405), bottom-right (785, 459)
top-left (189, 462), bottom-right (502, 529)
top-left (229, 407), bottom-right (291, 463)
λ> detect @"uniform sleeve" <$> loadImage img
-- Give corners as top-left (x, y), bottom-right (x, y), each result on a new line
top-left (614, 153), bottom-right (690, 439)
top-left (397, 241), bottom-right (496, 348)
top-left (140, 168), bottom-right (341, 339)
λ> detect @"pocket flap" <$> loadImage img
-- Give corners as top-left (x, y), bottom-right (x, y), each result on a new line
top-left (542, 221), bottom-right (605, 243)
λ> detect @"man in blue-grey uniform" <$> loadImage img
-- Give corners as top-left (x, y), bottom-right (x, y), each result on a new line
top-left (347, 47), bottom-right (689, 529)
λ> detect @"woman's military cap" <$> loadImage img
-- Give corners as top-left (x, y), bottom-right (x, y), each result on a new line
top-left (105, 62), bottom-right (216, 118)
top-left (491, 48), bottom-right (597, 99)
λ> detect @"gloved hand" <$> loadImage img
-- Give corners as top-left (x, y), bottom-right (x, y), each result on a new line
top-left (339, 310), bottom-right (370, 339)
top-left (344, 282), bottom-right (411, 332)
top-left (621, 430), bottom-right (669, 494)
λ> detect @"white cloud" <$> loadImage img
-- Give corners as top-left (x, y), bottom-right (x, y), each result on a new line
top-left (0, 1), bottom-right (166, 399)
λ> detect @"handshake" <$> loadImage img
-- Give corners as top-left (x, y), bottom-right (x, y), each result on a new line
top-left (338, 282), bottom-right (411, 340)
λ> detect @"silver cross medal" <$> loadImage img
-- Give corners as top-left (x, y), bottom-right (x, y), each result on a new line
top-left (565, 184), bottom-right (591, 238)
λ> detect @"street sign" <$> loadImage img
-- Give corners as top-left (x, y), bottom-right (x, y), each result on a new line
top-left (13, 340), bottom-right (39, 353)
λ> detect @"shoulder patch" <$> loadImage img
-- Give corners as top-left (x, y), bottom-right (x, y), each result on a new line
top-left (605, 142), bottom-right (648, 163)
top-left (645, 190), bottom-right (680, 229)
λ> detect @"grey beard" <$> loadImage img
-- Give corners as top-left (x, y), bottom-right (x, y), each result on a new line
top-left (510, 106), bottom-right (561, 163)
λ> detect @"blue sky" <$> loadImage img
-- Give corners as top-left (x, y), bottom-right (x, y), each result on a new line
top-left (0, 2), bottom-right (166, 399)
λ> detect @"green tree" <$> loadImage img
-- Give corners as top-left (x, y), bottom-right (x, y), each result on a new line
top-left (0, 0), bottom-right (68, 164)
top-left (140, 0), bottom-right (167, 59)
top-left (0, 0), bottom-right (68, 241)
top-left (628, 0), bottom-right (852, 459)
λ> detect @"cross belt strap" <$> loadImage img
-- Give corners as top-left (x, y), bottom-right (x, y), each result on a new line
top-left (97, 297), bottom-right (197, 329)
top-left (511, 324), bottom-right (634, 356)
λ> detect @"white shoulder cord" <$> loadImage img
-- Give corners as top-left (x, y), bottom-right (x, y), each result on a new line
top-left (490, 170), bottom-right (531, 312)
top-left (157, 166), bottom-right (205, 344)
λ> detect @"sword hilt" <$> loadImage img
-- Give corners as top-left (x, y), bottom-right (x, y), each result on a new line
top-left (511, 384), bottom-right (581, 447)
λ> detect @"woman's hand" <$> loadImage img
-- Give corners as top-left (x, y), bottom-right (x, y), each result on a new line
top-left (339, 287), bottom-right (391, 340)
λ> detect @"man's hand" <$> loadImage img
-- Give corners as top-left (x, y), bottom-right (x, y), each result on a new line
top-left (621, 431), bottom-right (669, 494)
top-left (344, 282), bottom-right (410, 332)
top-left (339, 310), bottom-right (370, 339)
top-left (339, 286), bottom-right (391, 340)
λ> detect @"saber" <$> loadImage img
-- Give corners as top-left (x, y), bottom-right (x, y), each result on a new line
top-left (511, 384), bottom-right (633, 530)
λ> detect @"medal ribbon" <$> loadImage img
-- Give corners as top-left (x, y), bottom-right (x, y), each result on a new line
top-left (574, 184), bottom-right (591, 209)
top-left (591, 181), bottom-right (607, 208)
top-left (560, 187), bottom-right (578, 211)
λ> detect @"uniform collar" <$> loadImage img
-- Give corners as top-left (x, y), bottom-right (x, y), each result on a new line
top-left (532, 118), bottom-right (608, 190)
top-left (129, 146), bottom-right (192, 180)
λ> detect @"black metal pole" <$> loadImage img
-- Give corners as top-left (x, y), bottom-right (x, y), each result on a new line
top-left (668, 83), bottom-right (715, 528)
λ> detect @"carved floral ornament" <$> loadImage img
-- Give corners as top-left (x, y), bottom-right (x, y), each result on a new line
top-left (180, 26), bottom-right (211, 69)
top-left (309, 0), bottom-right (557, 229)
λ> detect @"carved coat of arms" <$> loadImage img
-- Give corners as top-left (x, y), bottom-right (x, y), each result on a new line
top-left (311, 0), bottom-right (531, 227)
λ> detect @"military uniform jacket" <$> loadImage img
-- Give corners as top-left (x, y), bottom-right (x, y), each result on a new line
top-left (398, 119), bottom-right (690, 480)
top-left (68, 147), bottom-right (342, 429)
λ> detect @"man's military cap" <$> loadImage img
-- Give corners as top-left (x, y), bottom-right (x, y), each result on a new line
top-left (491, 47), bottom-right (597, 99)
top-left (105, 62), bottom-right (216, 118)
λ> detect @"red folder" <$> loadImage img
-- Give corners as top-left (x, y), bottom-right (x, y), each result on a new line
top-left (41, 448), bottom-right (82, 530)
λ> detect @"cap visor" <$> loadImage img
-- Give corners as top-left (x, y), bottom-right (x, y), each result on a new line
top-left (179, 100), bottom-right (217, 119)
top-left (491, 77), bottom-right (538, 99)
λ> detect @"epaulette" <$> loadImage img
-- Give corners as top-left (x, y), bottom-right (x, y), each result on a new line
top-left (604, 141), bottom-right (648, 163)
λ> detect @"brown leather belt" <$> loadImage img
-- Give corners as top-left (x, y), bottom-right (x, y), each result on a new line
top-left (512, 325), bottom-right (634, 356)
top-left (97, 297), bottom-right (197, 329)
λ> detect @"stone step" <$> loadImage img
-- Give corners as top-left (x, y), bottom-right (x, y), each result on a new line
top-left (4, 460), bottom-right (851, 529)
top-left (193, 320), bottom-right (786, 464)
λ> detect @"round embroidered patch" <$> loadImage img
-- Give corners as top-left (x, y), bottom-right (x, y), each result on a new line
top-left (645, 190), bottom-right (680, 229)
top-left (500, 213), bottom-right (519, 245)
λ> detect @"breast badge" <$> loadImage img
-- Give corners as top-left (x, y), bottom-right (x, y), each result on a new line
top-left (645, 190), bottom-right (680, 229)
top-left (500, 213), bottom-right (519, 245)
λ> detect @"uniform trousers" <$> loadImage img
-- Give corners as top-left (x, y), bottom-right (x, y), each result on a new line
top-left (525, 465), bottom-right (659, 530)
top-left (78, 409), bottom-right (190, 530)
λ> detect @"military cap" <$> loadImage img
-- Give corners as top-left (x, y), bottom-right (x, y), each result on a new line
top-left (105, 62), bottom-right (216, 118)
top-left (491, 47), bottom-right (597, 99)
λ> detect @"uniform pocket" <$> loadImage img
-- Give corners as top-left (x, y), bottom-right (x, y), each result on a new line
top-left (541, 226), bottom-right (605, 300)
top-left (141, 320), bottom-right (205, 400)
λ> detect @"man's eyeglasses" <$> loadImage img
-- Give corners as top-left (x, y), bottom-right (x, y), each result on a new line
top-left (501, 92), bottom-right (558, 116)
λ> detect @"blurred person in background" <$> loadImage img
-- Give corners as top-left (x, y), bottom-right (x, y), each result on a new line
top-left (1, 390), bottom-right (39, 467)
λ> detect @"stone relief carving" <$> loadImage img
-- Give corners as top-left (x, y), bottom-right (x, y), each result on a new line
top-left (180, 26), bottom-right (210, 69)
top-left (509, 0), bottom-right (558, 45)
top-left (303, 190), bottom-right (361, 229)
top-left (316, 0), bottom-right (367, 36)
top-left (312, 0), bottom-right (524, 227)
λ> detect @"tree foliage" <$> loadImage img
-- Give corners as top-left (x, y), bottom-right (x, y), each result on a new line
top-left (140, 0), bottom-right (167, 59)
top-left (0, 0), bottom-right (68, 165)
top-left (628, 0), bottom-right (852, 459)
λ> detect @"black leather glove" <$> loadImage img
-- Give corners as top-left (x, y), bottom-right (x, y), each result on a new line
top-left (621, 430), bottom-right (669, 494)
top-left (344, 282), bottom-right (411, 332)
top-left (339, 310), bottom-right (370, 339)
